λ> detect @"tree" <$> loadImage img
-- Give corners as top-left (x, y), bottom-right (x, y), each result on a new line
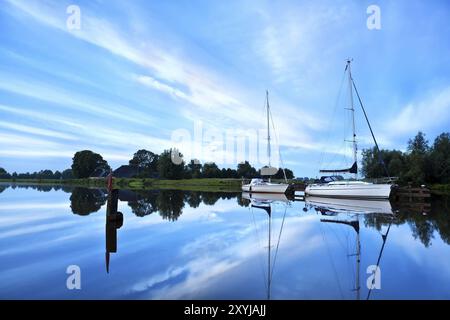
top-left (0, 167), bottom-right (10, 179)
top-left (237, 161), bottom-right (257, 178)
top-left (129, 149), bottom-right (159, 177)
top-left (202, 162), bottom-right (221, 178)
top-left (361, 148), bottom-right (405, 179)
top-left (404, 132), bottom-right (430, 185)
top-left (71, 150), bottom-right (110, 178)
top-left (273, 168), bottom-right (294, 179)
top-left (430, 132), bottom-right (450, 183)
top-left (157, 149), bottom-right (185, 180)
top-left (186, 160), bottom-right (202, 179)
top-left (61, 169), bottom-right (74, 179)
top-left (53, 170), bottom-right (62, 180)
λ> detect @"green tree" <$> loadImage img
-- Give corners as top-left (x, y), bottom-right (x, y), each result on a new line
top-left (129, 149), bottom-right (159, 177)
top-left (61, 169), bottom-right (74, 179)
top-left (430, 133), bottom-right (450, 183)
top-left (0, 167), bottom-right (10, 179)
top-left (237, 161), bottom-right (257, 178)
top-left (202, 162), bottom-right (221, 178)
top-left (53, 170), bottom-right (62, 180)
top-left (404, 132), bottom-right (430, 185)
top-left (186, 160), bottom-right (202, 179)
top-left (273, 168), bottom-right (294, 179)
top-left (71, 150), bottom-right (110, 178)
top-left (157, 149), bottom-right (185, 179)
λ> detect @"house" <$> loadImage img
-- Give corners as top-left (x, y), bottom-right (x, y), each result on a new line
top-left (113, 165), bottom-right (139, 178)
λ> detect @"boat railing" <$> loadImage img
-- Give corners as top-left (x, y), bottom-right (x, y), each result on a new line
top-left (363, 177), bottom-right (399, 184)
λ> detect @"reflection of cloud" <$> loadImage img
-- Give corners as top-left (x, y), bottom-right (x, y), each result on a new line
top-left (0, 202), bottom-right (70, 211)
top-left (126, 213), bottom-right (321, 299)
top-left (0, 220), bottom-right (77, 240)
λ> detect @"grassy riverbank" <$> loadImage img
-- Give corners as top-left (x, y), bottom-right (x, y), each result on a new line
top-left (0, 178), bottom-right (244, 192)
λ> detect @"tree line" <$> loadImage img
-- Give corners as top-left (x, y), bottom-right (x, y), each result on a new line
top-left (361, 131), bottom-right (450, 185)
top-left (0, 149), bottom-right (294, 180)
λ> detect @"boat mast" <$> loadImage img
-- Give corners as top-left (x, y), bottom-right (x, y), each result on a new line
top-left (266, 90), bottom-right (271, 182)
top-left (347, 60), bottom-right (357, 179)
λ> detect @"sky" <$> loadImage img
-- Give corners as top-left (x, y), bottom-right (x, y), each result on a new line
top-left (0, 0), bottom-right (449, 177)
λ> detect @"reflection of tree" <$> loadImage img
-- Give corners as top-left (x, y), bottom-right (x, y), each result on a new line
top-left (237, 193), bottom-right (250, 207)
top-left (156, 190), bottom-right (185, 221)
top-left (70, 187), bottom-right (107, 215)
top-left (128, 191), bottom-right (158, 217)
top-left (201, 192), bottom-right (220, 206)
top-left (364, 195), bottom-right (450, 247)
top-left (185, 192), bottom-right (202, 208)
top-left (0, 185), bottom-right (7, 194)
top-left (430, 195), bottom-right (450, 245)
top-left (35, 185), bottom-right (53, 192)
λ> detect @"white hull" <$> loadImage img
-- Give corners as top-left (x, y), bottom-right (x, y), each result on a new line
top-left (305, 196), bottom-right (393, 215)
top-left (242, 183), bottom-right (289, 194)
top-left (305, 182), bottom-right (392, 199)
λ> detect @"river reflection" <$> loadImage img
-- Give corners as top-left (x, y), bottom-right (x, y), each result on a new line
top-left (0, 183), bottom-right (449, 299)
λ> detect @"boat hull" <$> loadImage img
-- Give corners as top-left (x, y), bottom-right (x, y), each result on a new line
top-left (305, 183), bottom-right (392, 199)
top-left (242, 183), bottom-right (289, 194)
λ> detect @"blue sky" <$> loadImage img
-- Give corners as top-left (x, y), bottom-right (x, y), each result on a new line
top-left (1, 0), bottom-right (449, 177)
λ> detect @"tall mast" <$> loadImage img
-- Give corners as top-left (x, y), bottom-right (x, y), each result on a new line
top-left (347, 60), bottom-right (357, 179)
top-left (266, 90), bottom-right (271, 166)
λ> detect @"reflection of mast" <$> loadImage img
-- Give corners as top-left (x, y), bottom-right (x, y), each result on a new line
top-left (366, 221), bottom-right (392, 300)
top-left (105, 176), bottom-right (123, 273)
top-left (250, 199), bottom-right (287, 300)
top-left (321, 217), bottom-right (360, 300)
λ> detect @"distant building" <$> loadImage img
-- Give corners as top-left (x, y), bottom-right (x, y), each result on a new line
top-left (113, 165), bottom-right (139, 178)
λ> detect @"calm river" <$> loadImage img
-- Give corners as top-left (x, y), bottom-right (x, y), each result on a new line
top-left (0, 183), bottom-right (449, 299)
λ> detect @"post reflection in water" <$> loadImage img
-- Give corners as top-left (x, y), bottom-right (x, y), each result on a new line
top-left (105, 189), bottom-right (123, 273)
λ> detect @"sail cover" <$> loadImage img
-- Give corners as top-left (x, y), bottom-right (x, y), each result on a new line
top-left (319, 161), bottom-right (357, 174)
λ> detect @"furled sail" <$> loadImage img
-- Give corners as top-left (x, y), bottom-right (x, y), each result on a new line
top-left (319, 161), bottom-right (357, 174)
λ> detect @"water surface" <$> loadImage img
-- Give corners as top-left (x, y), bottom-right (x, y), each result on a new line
top-left (0, 183), bottom-right (449, 299)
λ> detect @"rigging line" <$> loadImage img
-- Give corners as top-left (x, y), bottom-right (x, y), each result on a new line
top-left (269, 203), bottom-right (288, 282)
top-left (318, 68), bottom-right (347, 173)
top-left (351, 78), bottom-right (391, 179)
top-left (268, 107), bottom-right (287, 182)
top-left (366, 221), bottom-right (392, 300)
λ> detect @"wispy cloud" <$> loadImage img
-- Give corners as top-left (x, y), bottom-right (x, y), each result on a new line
top-left (386, 86), bottom-right (450, 136)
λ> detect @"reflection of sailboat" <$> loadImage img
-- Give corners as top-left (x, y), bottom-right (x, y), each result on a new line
top-left (308, 197), bottom-right (393, 300)
top-left (305, 196), bottom-right (394, 215)
top-left (242, 192), bottom-right (289, 203)
top-left (105, 189), bottom-right (123, 273)
top-left (246, 193), bottom-right (289, 299)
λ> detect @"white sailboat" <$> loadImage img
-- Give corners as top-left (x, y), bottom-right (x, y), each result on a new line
top-left (242, 91), bottom-right (289, 194)
top-left (305, 60), bottom-right (394, 199)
